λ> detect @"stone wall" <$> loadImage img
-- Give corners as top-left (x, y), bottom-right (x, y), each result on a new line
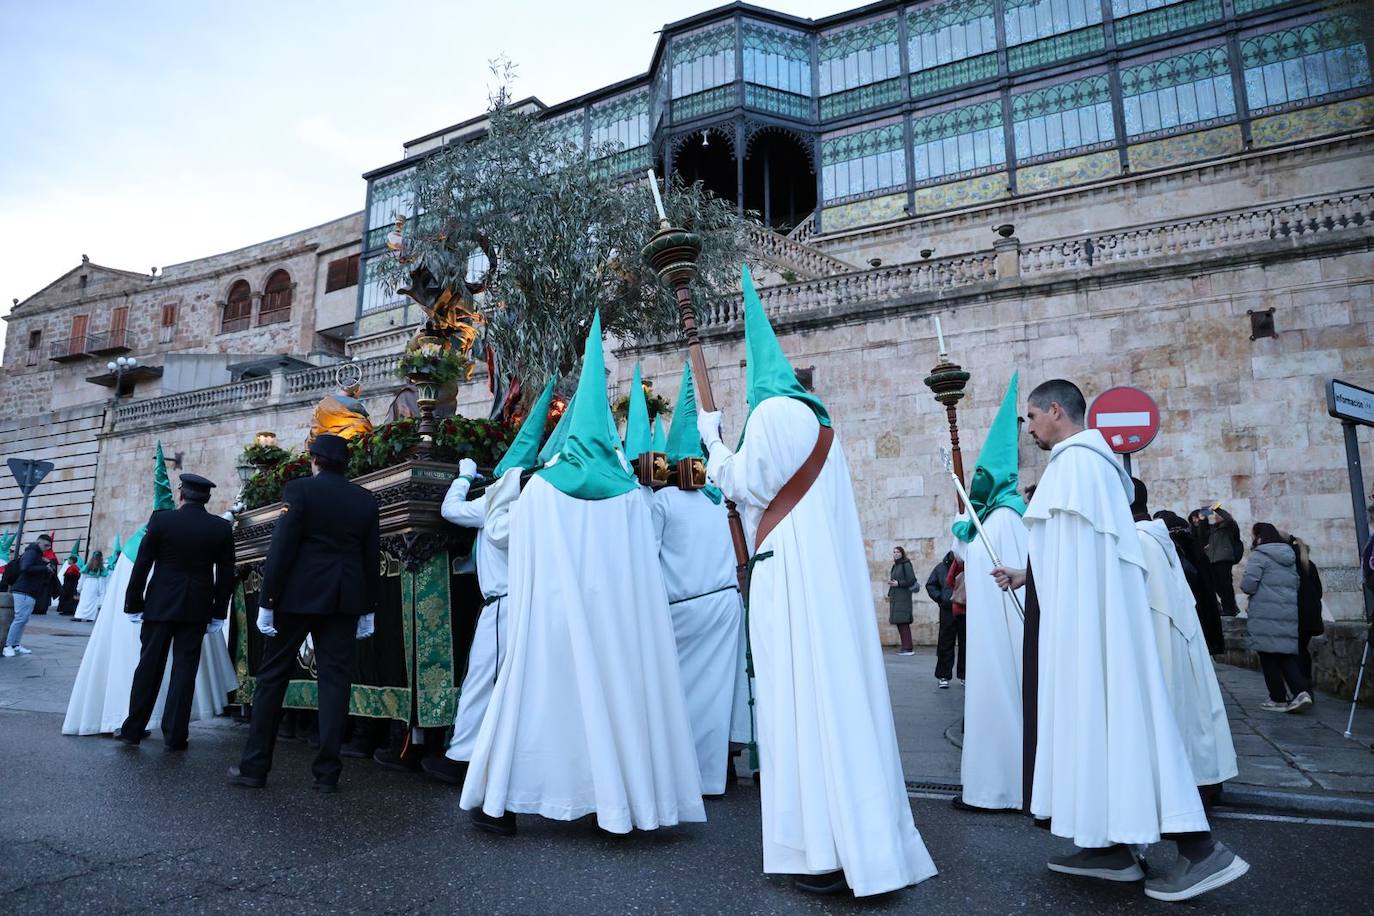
top-left (0, 405), bottom-right (107, 555)
top-left (622, 207), bottom-right (1374, 645)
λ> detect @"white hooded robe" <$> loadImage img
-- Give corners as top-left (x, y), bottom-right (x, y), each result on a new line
top-left (707, 396), bottom-right (936, 897)
top-left (1136, 519), bottom-right (1238, 787)
top-left (459, 476), bottom-right (705, 832)
top-left (1024, 429), bottom-right (1208, 846)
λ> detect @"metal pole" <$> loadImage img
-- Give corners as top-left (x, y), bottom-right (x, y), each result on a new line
top-left (1345, 635), bottom-right (1370, 740)
top-left (12, 491), bottom-right (29, 561)
top-left (1123, 452), bottom-right (1133, 478)
top-left (1340, 419), bottom-right (1372, 737)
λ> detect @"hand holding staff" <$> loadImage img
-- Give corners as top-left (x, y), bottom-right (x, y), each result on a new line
top-left (940, 447), bottom-right (1025, 621)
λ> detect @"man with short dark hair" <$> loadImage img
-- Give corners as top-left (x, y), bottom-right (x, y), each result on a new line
top-left (992, 379), bottom-right (1247, 903)
top-left (230, 433), bottom-right (380, 793)
top-left (5, 534), bottom-right (56, 657)
top-left (114, 474), bottom-right (235, 750)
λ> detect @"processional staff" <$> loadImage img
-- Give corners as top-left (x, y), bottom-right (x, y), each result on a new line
top-left (640, 170), bottom-right (751, 590)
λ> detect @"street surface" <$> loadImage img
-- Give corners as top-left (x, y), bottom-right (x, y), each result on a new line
top-left (2, 618), bottom-right (1372, 914)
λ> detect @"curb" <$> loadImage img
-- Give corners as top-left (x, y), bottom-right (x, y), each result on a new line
top-left (1217, 785), bottom-right (1374, 821)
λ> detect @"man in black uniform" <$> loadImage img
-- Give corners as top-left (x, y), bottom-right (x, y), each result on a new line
top-left (114, 473), bottom-right (235, 751)
top-left (229, 434), bottom-right (380, 792)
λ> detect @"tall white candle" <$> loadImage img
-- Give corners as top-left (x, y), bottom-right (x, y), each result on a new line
top-left (934, 315), bottom-right (947, 355)
top-left (646, 169), bottom-right (668, 222)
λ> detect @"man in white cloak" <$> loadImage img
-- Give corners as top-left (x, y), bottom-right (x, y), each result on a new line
top-left (651, 361), bottom-right (749, 796)
top-left (1131, 476), bottom-right (1238, 803)
top-left (460, 311), bottom-right (704, 835)
top-left (420, 377), bottom-right (556, 787)
top-left (992, 379), bottom-right (1247, 903)
top-left (950, 373), bottom-right (1027, 813)
top-left (696, 265), bottom-right (936, 898)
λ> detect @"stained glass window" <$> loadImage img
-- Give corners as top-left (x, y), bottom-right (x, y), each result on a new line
top-left (1241, 17), bottom-right (1373, 113)
top-left (590, 91), bottom-right (650, 155)
top-left (365, 169), bottom-right (415, 251)
top-left (1120, 47), bottom-right (1236, 137)
top-left (819, 17), bottom-right (901, 94)
top-left (1113, 0), bottom-right (1223, 46)
top-left (671, 23), bottom-right (736, 99)
top-left (1004, 0), bottom-right (1103, 46)
top-left (1111, 0), bottom-right (1184, 16)
top-left (1012, 74), bottom-right (1116, 159)
top-left (742, 20), bottom-right (812, 96)
top-left (911, 100), bottom-right (1006, 181)
top-left (907, 0), bottom-right (997, 74)
top-left (821, 121), bottom-right (907, 201)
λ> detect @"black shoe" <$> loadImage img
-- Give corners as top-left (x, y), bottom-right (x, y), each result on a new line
top-left (373, 746), bottom-right (421, 773)
top-left (313, 781), bottom-right (340, 794)
top-left (951, 795), bottom-right (1015, 813)
top-left (793, 870), bottom-right (849, 895)
top-left (420, 755), bottom-right (468, 786)
top-left (339, 738), bottom-right (376, 759)
top-left (163, 742), bottom-right (189, 753)
top-left (470, 808), bottom-right (518, 836)
top-left (227, 765), bottom-right (266, 789)
top-left (112, 729), bottom-right (141, 746)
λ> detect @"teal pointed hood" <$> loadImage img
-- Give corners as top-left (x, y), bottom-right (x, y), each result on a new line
top-left (623, 363), bottom-right (652, 461)
top-left (651, 414), bottom-right (667, 453)
top-left (742, 263), bottom-right (830, 428)
top-left (952, 372), bottom-right (1027, 542)
top-left (124, 442), bottom-right (175, 561)
top-left (665, 361), bottom-right (723, 504)
top-left (494, 375), bottom-right (557, 477)
top-left (536, 311), bottom-right (637, 500)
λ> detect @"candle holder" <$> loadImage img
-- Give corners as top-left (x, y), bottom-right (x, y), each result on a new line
top-left (924, 355), bottom-right (971, 511)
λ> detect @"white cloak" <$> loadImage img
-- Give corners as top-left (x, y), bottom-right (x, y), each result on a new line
top-left (651, 486), bottom-right (747, 795)
top-left (73, 574), bottom-right (109, 621)
top-left (62, 550), bottom-right (237, 736)
top-left (954, 506), bottom-right (1027, 810)
top-left (1136, 519), bottom-right (1238, 787)
top-left (707, 396), bottom-right (936, 897)
top-left (1024, 429), bottom-right (1207, 846)
top-left (440, 470), bottom-right (519, 763)
top-left (460, 476), bottom-right (705, 832)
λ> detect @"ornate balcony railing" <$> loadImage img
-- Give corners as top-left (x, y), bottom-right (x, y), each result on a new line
top-left (49, 337), bottom-right (88, 362)
top-left (86, 329), bottom-right (131, 355)
top-left (747, 226), bottom-right (856, 280)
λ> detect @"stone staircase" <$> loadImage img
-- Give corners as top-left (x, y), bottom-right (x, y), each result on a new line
top-left (747, 224), bottom-right (856, 281)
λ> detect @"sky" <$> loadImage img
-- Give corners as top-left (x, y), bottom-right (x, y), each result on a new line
top-left (0, 0), bottom-right (849, 349)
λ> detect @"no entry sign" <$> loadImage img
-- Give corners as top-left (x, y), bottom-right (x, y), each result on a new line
top-left (1088, 386), bottom-right (1160, 455)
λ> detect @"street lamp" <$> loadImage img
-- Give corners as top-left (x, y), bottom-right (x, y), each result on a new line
top-left (106, 355), bottom-right (139, 404)
top-left (224, 460), bottom-right (255, 522)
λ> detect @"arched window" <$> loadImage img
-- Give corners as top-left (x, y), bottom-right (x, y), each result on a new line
top-left (222, 280), bottom-right (252, 333)
top-left (259, 270), bottom-right (292, 325)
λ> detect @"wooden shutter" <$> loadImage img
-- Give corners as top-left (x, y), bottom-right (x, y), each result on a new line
top-left (70, 314), bottom-right (89, 353)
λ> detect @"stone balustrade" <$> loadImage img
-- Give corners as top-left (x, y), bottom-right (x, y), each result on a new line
top-left (113, 354), bottom-right (400, 426)
top-left (747, 226), bottom-right (855, 280)
top-left (1021, 189), bottom-right (1374, 277)
top-left (786, 213), bottom-right (817, 244)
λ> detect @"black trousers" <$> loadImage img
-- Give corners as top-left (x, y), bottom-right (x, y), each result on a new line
top-left (1298, 633), bottom-right (1314, 682)
top-left (1211, 561), bottom-right (1238, 615)
top-left (934, 605), bottom-right (965, 680)
top-left (1258, 651), bottom-right (1308, 703)
top-left (239, 611), bottom-right (356, 785)
top-left (121, 619), bottom-right (206, 746)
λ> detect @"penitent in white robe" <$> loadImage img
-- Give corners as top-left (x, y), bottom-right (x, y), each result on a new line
top-left (440, 470), bottom-right (519, 763)
top-left (1025, 429), bottom-right (1207, 847)
top-left (651, 486), bottom-right (747, 796)
top-left (954, 506), bottom-right (1027, 811)
top-left (707, 396), bottom-right (936, 897)
top-left (460, 476), bottom-right (705, 833)
top-left (62, 549), bottom-right (237, 736)
top-left (1136, 519), bottom-right (1238, 787)
top-left (73, 574), bottom-right (109, 621)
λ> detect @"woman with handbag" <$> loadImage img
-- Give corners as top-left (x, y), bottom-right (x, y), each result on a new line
top-left (888, 547), bottom-right (917, 656)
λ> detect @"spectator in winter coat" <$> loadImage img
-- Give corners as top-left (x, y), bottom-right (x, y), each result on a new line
top-left (1240, 523), bottom-right (1309, 713)
top-left (888, 547), bottom-right (917, 656)
top-left (1155, 510), bottom-right (1226, 656)
top-left (5, 535), bottom-right (55, 656)
top-left (925, 551), bottom-right (961, 687)
top-left (1205, 506), bottom-right (1243, 617)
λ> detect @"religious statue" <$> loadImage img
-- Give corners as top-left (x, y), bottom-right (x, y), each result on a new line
top-left (308, 363), bottom-right (374, 445)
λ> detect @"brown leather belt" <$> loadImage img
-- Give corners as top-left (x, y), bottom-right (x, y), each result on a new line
top-left (753, 425), bottom-right (833, 550)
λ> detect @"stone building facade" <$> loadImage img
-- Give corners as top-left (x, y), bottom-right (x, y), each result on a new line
top-left (0, 214), bottom-right (362, 554)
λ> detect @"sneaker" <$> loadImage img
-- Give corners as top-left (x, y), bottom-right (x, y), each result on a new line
top-left (1, 647), bottom-right (14, 658)
top-left (1143, 843), bottom-right (1249, 902)
top-left (1048, 845), bottom-right (1145, 882)
top-left (1285, 691), bottom-right (1313, 714)
top-left (1260, 699), bottom-right (1289, 712)
top-left (958, 678), bottom-right (966, 686)
top-left (937, 678), bottom-right (951, 689)
top-left (898, 649), bottom-right (915, 656)
top-left (8, 645), bottom-right (31, 656)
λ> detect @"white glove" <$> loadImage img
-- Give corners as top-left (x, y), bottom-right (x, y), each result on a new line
top-left (206, 619), bottom-right (225, 636)
top-left (127, 612), bottom-right (143, 625)
top-left (697, 409), bottom-right (724, 450)
top-left (356, 613), bottom-right (375, 640)
top-left (458, 458), bottom-right (478, 480)
top-left (256, 608), bottom-right (278, 637)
